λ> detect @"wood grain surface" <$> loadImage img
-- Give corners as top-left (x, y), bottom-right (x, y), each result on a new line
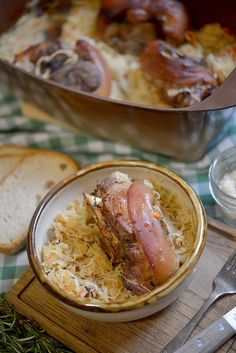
top-left (6, 225), bottom-right (236, 353)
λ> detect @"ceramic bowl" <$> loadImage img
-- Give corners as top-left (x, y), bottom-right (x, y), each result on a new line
top-left (27, 160), bottom-right (207, 322)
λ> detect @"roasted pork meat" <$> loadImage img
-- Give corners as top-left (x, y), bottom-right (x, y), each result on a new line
top-left (140, 40), bottom-right (217, 107)
top-left (97, 0), bottom-right (190, 54)
top-left (14, 40), bottom-right (112, 97)
top-left (84, 172), bottom-right (178, 295)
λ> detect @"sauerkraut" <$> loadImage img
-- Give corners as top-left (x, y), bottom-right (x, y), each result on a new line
top-left (1, 1), bottom-right (236, 108)
top-left (42, 177), bottom-right (192, 304)
top-left (42, 198), bottom-right (132, 303)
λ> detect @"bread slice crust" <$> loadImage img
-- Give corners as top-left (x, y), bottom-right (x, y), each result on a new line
top-left (0, 146), bottom-right (79, 254)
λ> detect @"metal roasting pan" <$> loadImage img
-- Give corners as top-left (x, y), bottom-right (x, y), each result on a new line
top-left (0, 0), bottom-right (236, 161)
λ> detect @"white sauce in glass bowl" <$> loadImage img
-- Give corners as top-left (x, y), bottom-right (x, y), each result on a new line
top-left (219, 170), bottom-right (236, 198)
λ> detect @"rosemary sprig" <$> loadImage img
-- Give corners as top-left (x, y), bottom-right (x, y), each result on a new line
top-left (0, 295), bottom-right (73, 353)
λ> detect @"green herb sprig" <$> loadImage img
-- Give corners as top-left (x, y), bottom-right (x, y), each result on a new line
top-left (0, 295), bottom-right (73, 353)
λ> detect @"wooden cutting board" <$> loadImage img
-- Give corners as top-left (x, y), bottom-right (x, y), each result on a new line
top-left (6, 223), bottom-right (236, 353)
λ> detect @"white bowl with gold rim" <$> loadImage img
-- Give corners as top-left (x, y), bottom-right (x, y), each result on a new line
top-left (27, 160), bottom-right (207, 322)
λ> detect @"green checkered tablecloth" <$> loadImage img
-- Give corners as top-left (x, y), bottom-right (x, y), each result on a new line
top-left (0, 91), bottom-right (236, 295)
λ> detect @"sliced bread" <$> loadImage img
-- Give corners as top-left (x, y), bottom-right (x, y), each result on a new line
top-left (0, 149), bottom-right (79, 254)
top-left (0, 154), bottom-right (28, 181)
top-left (0, 144), bottom-right (48, 155)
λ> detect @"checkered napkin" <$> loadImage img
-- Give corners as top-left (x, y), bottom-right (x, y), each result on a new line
top-left (0, 91), bottom-right (236, 295)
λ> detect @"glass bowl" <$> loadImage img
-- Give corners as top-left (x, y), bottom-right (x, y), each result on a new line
top-left (209, 146), bottom-right (236, 227)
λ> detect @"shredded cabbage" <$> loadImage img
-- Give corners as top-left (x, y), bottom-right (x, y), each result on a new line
top-left (42, 180), bottom-right (191, 304)
top-left (42, 199), bottom-right (132, 303)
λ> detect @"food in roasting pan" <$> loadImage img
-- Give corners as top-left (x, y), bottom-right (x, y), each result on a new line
top-left (41, 171), bottom-right (191, 303)
top-left (1, 0), bottom-right (236, 108)
top-left (14, 39), bottom-right (112, 96)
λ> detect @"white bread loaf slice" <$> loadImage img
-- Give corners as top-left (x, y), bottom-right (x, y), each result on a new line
top-left (0, 144), bottom-right (47, 155)
top-left (0, 150), bottom-right (79, 254)
top-left (0, 154), bottom-right (28, 181)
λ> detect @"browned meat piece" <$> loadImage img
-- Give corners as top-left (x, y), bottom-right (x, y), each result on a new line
top-left (140, 40), bottom-right (217, 107)
top-left (85, 172), bottom-right (159, 294)
top-left (150, 0), bottom-right (189, 44)
top-left (127, 180), bottom-right (178, 283)
top-left (95, 172), bottom-right (134, 238)
top-left (123, 259), bottom-right (155, 295)
top-left (51, 60), bottom-right (101, 92)
top-left (101, 22), bottom-right (157, 55)
top-left (14, 42), bottom-right (60, 65)
top-left (98, 0), bottom-right (190, 52)
top-left (84, 193), bottom-right (121, 263)
top-left (141, 40), bottom-right (216, 86)
top-left (164, 85), bottom-right (216, 108)
top-left (14, 40), bottom-right (112, 97)
top-left (73, 40), bottom-right (112, 96)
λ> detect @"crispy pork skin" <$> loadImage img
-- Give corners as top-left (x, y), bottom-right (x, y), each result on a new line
top-left (127, 180), bottom-right (178, 283)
